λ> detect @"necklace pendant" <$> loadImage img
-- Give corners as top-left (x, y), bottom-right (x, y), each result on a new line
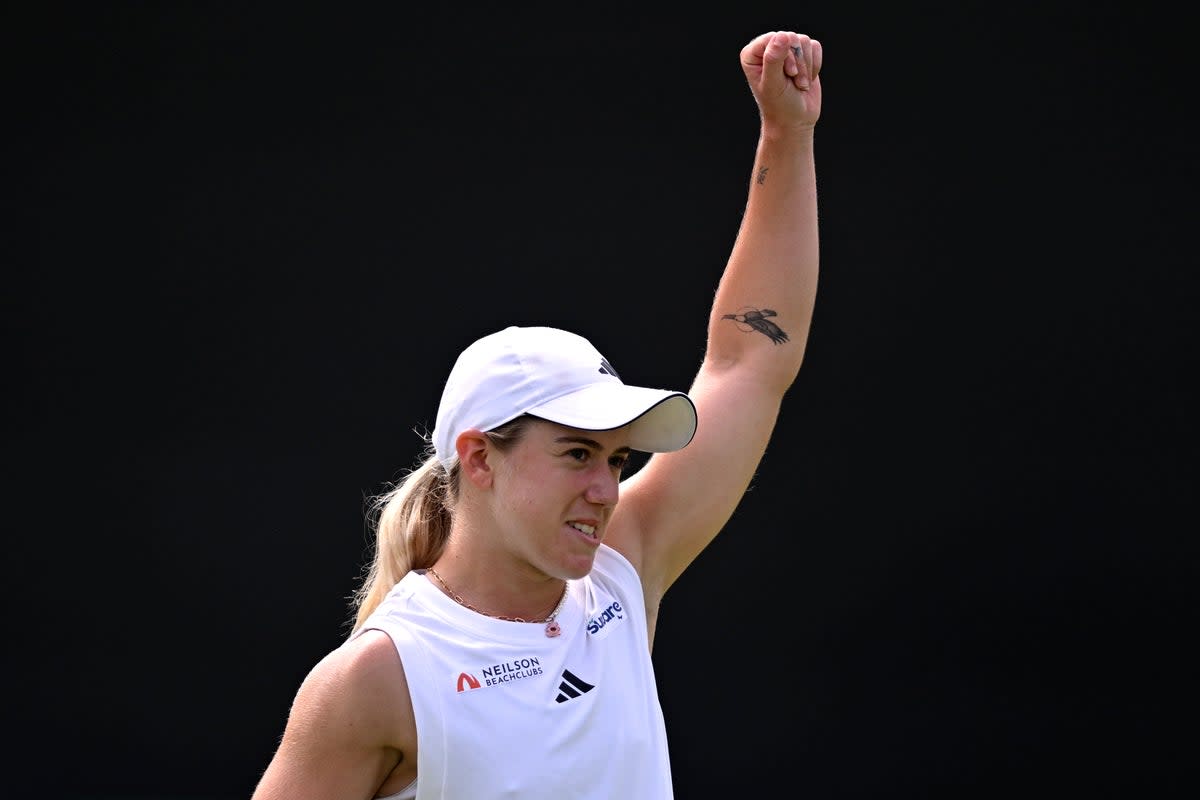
top-left (544, 619), bottom-right (562, 637)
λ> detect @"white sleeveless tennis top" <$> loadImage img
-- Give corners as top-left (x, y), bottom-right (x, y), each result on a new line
top-left (353, 543), bottom-right (674, 800)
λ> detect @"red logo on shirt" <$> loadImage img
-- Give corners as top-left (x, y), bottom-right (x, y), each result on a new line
top-left (456, 672), bottom-right (481, 692)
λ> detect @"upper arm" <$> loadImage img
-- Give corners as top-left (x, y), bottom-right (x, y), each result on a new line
top-left (251, 630), bottom-right (416, 800)
top-left (607, 353), bottom-right (789, 598)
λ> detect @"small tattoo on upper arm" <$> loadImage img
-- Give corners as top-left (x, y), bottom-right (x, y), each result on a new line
top-left (720, 307), bottom-right (790, 344)
top-left (756, 166), bottom-right (768, 185)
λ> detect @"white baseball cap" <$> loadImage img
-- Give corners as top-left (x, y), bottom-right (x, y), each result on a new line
top-left (432, 325), bottom-right (698, 468)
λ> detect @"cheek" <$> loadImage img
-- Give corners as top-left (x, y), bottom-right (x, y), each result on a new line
top-left (499, 463), bottom-right (550, 516)
top-left (507, 468), bottom-right (578, 522)
top-left (511, 483), bottom-right (542, 516)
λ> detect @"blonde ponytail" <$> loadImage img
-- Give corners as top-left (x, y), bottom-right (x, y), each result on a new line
top-left (350, 454), bottom-right (455, 632)
top-left (349, 415), bottom-right (535, 633)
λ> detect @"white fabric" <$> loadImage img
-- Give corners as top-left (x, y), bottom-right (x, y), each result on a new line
top-left (431, 325), bottom-right (696, 467)
top-left (357, 544), bottom-right (674, 800)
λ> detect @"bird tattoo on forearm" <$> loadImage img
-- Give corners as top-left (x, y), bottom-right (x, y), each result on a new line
top-left (721, 308), bottom-right (789, 344)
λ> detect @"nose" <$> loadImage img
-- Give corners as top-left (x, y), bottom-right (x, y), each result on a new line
top-left (584, 465), bottom-right (620, 507)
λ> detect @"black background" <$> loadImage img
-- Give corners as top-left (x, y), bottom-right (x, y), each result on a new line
top-left (7, 3), bottom-right (1196, 799)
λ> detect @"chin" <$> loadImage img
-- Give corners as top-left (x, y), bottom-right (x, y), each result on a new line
top-left (562, 555), bottom-right (598, 580)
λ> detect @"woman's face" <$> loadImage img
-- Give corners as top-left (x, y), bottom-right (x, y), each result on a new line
top-left (488, 419), bottom-right (632, 580)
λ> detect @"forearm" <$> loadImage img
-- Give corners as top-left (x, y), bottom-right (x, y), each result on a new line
top-left (707, 126), bottom-right (819, 390)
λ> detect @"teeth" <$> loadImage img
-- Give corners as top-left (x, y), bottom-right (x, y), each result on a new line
top-left (569, 522), bottom-right (596, 537)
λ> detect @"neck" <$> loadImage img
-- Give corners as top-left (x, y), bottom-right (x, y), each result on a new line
top-left (426, 560), bottom-right (568, 622)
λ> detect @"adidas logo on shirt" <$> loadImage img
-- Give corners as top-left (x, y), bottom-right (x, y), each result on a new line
top-left (554, 669), bottom-right (594, 703)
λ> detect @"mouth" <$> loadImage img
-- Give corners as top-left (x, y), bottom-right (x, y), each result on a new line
top-left (567, 521), bottom-right (598, 541)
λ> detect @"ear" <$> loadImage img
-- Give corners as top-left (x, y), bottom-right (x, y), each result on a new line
top-left (455, 429), bottom-right (494, 488)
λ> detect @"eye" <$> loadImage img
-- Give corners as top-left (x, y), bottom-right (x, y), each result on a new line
top-left (610, 453), bottom-right (630, 471)
top-left (566, 447), bottom-right (591, 462)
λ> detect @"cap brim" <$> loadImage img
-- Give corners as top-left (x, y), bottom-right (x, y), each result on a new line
top-left (527, 383), bottom-right (697, 453)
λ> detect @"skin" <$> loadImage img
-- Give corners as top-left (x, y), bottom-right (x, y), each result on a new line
top-left (252, 29), bottom-right (823, 799)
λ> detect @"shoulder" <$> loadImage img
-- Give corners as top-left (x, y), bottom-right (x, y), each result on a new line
top-left (295, 630), bottom-right (417, 752)
top-left (252, 630), bottom-right (419, 796)
top-left (336, 628), bottom-right (409, 683)
top-left (592, 543), bottom-right (639, 586)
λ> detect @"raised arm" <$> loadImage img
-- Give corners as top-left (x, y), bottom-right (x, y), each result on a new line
top-left (614, 30), bottom-right (824, 599)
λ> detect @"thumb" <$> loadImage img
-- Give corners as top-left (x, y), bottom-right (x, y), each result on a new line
top-left (739, 30), bottom-right (775, 82)
top-left (757, 31), bottom-right (797, 92)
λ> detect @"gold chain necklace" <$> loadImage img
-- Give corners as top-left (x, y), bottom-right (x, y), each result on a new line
top-left (426, 567), bottom-right (569, 638)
